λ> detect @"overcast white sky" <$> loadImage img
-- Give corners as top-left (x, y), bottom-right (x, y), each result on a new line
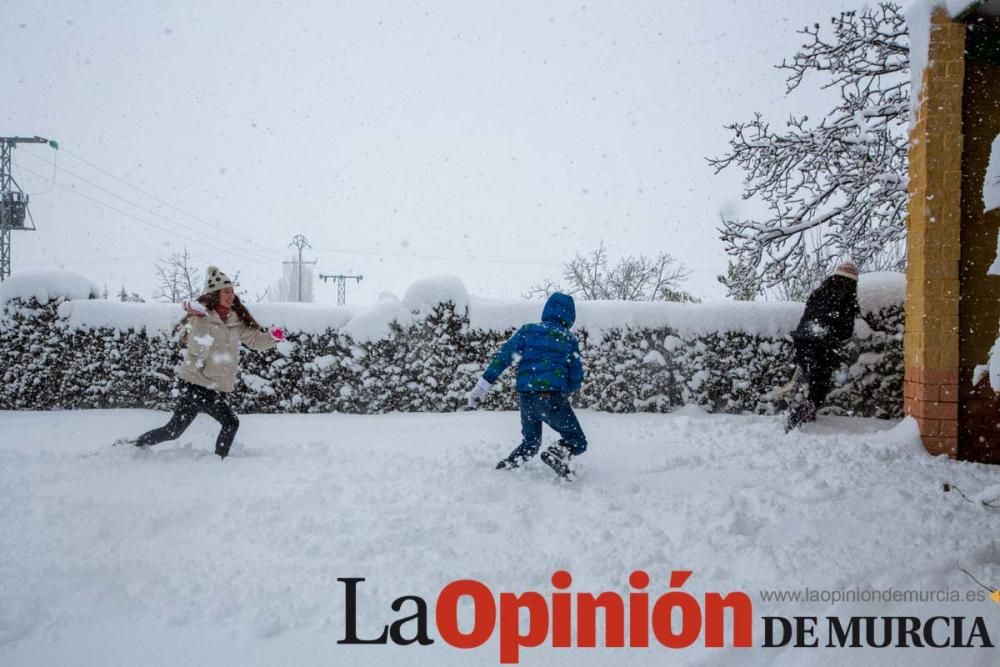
top-left (3, 0), bottom-right (865, 305)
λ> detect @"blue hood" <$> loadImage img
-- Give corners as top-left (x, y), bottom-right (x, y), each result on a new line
top-left (541, 292), bottom-right (576, 328)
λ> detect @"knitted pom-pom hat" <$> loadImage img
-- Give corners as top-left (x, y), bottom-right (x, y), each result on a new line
top-left (833, 261), bottom-right (859, 281)
top-left (203, 266), bottom-right (234, 295)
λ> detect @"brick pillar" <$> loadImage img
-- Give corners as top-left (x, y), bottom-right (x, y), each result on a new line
top-left (904, 8), bottom-right (966, 456)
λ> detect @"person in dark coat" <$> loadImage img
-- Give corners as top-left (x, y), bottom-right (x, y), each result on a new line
top-left (785, 261), bottom-right (862, 431)
top-left (467, 292), bottom-right (587, 477)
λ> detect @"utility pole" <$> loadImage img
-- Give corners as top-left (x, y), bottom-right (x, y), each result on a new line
top-left (284, 235), bottom-right (317, 302)
top-left (319, 273), bottom-right (364, 306)
top-left (1, 136), bottom-right (58, 281)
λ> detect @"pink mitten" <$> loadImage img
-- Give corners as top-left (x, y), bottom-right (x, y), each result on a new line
top-left (271, 326), bottom-right (286, 341)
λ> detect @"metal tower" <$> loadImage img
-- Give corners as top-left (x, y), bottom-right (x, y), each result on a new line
top-left (318, 273), bottom-right (364, 306)
top-left (283, 235), bottom-right (317, 302)
top-left (1, 136), bottom-right (56, 281)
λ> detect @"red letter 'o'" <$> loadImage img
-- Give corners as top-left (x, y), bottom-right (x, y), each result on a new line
top-left (437, 580), bottom-right (497, 649)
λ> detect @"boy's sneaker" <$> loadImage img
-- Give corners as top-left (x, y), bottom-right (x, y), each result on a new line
top-left (540, 443), bottom-right (574, 480)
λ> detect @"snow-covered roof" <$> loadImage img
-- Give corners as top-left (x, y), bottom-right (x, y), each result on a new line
top-left (0, 270), bottom-right (101, 304)
top-left (8, 271), bottom-right (906, 343)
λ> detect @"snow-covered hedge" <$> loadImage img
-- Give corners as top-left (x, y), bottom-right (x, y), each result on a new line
top-left (0, 272), bottom-right (905, 417)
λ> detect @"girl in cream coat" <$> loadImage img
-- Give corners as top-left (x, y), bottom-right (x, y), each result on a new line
top-left (128, 266), bottom-right (283, 459)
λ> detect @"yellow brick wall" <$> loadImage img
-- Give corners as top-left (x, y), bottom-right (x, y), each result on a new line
top-left (905, 8), bottom-right (965, 371)
top-left (905, 7), bottom-right (966, 457)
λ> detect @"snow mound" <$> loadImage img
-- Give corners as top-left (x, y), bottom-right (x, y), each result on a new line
top-left (339, 299), bottom-right (412, 343)
top-left (8, 273), bottom-right (905, 344)
top-left (57, 301), bottom-right (182, 334)
top-left (250, 303), bottom-right (356, 332)
top-left (670, 403), bottom-right (710, 417)
top-left (0, 270), bottom-right (101, 304)
top-left (467, 296), bottom-right (807, 340)
top-left (871, 416), bottom-right (925, 450)
top-left (857, 272), bottom-right (906, 314)
top-left (401, 275), bottom-right (469, 313)
top-left (972, 483), bottom-right (1000, 504)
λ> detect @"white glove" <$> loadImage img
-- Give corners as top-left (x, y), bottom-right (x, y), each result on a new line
top-left (467, 378), bottom-right (492, 408)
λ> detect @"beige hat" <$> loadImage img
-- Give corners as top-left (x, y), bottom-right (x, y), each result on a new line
top-left (203, 266), bottom-right (233, 295)
top-left (833, 261), bottom-right (859, 281)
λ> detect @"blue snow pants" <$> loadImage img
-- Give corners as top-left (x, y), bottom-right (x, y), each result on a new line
top-left (507, 392), bottom-right (588, 461)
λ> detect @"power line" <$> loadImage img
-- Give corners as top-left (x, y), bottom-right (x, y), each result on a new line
top-left (14, 148), bottom-right (57, 196)
top-left (36, 145), bottom-right (284, 261)
top-left (15, 162), bottom-right (278, 270)
top-left (20, 145), bottom-right (563, 271)
top-left (18, 252), bottom-right (161, 267)
top-left (311, 245), bottom-right (561, 267)
top-left (16, 149), bottom-right (282, 265)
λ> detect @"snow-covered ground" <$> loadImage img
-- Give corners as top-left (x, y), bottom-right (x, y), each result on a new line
top-left (1, 408), bottom-right (998, 666)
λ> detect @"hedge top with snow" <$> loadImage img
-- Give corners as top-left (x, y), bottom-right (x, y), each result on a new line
top-left (1, 270), bottom-right (905, 342)
top-left (0, 270), bottom-right (102, 305)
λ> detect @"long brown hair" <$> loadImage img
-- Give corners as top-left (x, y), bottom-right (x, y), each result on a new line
top-left (174, 291), bottom-right (264, 340)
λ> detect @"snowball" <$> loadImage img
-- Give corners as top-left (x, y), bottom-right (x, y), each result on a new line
top-left (0, 270), bottom-right (101, 304)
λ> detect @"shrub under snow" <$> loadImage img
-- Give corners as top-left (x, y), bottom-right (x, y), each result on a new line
top-left (0, 271), bottom-right (904, 417)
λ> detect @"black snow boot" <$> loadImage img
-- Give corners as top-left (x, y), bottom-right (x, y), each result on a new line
top-left (540, 442), bottom-right (574, 480)
top-left (496, 454), bottom-right (528, 470)
top-left (784, 400), bottom-right (817, 433)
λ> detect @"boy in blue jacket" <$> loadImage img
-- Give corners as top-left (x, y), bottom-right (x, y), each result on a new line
top-left (467, 292), bottom-right (587, 478)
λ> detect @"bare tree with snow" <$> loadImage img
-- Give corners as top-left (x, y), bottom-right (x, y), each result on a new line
top-left (526, 241), bottom-right (695, 302)
top-left (117, 285), bottom-right (145, 303)
top-left (153, 248), bottom-right (201, 303)
top-left (709, 3), bottom-right (909, 297)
